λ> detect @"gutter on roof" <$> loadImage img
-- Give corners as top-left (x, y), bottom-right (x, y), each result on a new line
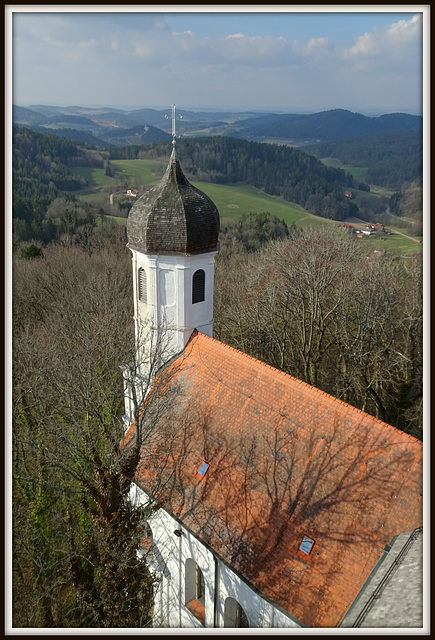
top-left (339, 527), bottom-right (423, 628)
top-left (351, 527), bottom-right (423, 628)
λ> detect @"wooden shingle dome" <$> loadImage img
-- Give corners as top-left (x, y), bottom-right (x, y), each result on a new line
top-left (127, 149), bottom-right (220, 255)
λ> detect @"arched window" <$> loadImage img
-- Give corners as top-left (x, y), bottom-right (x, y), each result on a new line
top-left (192, 269), bottom-right (205, 304)
top-left (224, 597), bottom-right (249, 628)
top-left (185, 558), bottom-right (205, 625)
top-left (138, 268), bottom-right (147, 303)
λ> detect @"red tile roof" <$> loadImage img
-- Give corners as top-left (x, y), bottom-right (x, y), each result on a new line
top-left (130, 330), bottom-right (422, 627)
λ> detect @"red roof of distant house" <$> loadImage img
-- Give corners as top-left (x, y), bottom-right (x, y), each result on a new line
top-left (129, 331), bottom-right (422, 627)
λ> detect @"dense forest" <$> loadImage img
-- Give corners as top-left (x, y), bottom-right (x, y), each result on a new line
top-left (110, 136), bottom-right (359, 220)
top-left (12, 126), bottom-right (105, 245)
top-left (307, 130), bottom-right (422, 189)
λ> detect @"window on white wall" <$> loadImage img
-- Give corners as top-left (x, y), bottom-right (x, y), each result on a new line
top-left (138, 268), bottom-right (147, 303)
top-left (192, 269), bottom-right (205, 304)
top-left (224, 597), bottom-right (249, 628)
top-left (185, 558), bottom-right (205, 625)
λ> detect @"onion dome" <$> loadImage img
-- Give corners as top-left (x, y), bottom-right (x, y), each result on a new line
top-left (127, 148), bottom-right (220, 255)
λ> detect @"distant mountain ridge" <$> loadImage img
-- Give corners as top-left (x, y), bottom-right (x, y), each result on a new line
top-left (230, 108), bottom-right (422, 142)
top-left (12, 104), bottom-right (422, 147)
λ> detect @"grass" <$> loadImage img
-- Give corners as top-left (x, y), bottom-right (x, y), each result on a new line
top-left (358, 232), bottom-right (421, 256)
top-left (69, 159), bottom-right (165, 189)
top-left (111, 159), bottom-right (165, 186)
top-left (368, 185), bottom-right (395, 198)
top-left (69, 166), bottom-right (115, 187)
top-left (102, 215), bottom-right (128, 226)
top-left (191, 181), bottom-right (313, 227)
top-left (319, 157), bottom-right (395, 199)
top-left (70, 158), bottom-right (420, 256)
top-left (320, 157), bottom-right (369, 183)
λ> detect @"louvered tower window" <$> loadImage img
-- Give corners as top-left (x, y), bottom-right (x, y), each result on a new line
top-left (192, 269), bottom-right (205, 304)
top-left (138, 268), bottom-right (147, 303)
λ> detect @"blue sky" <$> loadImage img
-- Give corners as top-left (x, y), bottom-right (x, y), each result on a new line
top-left (8, 7), bottom-right (428, 114)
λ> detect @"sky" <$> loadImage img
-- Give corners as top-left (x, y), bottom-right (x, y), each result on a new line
top-left (8, 7), bottom-right (428, 115)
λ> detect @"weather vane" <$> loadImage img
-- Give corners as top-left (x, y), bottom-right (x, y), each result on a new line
top-left (165, 104), bottom-right (183, 147)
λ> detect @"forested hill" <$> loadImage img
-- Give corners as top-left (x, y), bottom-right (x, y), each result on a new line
top-left (307, 130), bottom-right (422, 190)
top-left (12, 126), bottom-right (102, 242)
top-left (232, 109), bottom-right (422, 142)
top-left (13, 126), bottom-right (89, 209)
top-left (109, 136), bottom-right (358, 220)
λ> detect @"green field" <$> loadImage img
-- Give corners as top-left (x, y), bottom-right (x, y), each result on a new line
top-left (367, 185), bottom-right (395, 198)
top-left (70, 159), bottom-right (165, 188)
top-left (320, 157), bottom-right (369, 183)
top-left (357, 232), bottom-right (421, 256)
top-left (191, 181), bottom-right (315, 227)
top-left (319, 157), bottom-right (395, 199)
top-left (72, 158), bottom-right (419, 256)
top-left (112, 159), bottom-right (166, 185)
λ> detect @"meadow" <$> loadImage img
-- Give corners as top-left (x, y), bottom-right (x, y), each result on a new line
top-left (319, 156), bottom-right (369, 183)
top-left (73, 158), bottom-right (419, 256)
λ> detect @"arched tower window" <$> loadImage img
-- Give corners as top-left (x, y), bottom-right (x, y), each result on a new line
top-left (185, 558), bottom-right (205, 625)
top-left (138, 268), bottom-right (147, 303)
top-left (224, 597), bottom-right (249, 628)
top-left (192, 269), bottom-right (205, 304)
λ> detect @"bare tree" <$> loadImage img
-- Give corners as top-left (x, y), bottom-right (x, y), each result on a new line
top-left (214, 227), bottom-right (423, 437)
top-left (12, 240), bottom-right (184, 627)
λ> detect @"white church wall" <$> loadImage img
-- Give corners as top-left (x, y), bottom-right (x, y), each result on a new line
top-left (216, 557), bottom-right (301, 628)
top-left (129, 483), bottom-right (302, 629)
top-left (182, 251), bottom-right (218, 336)
top-left (154, 252), bottom-right (217, 339)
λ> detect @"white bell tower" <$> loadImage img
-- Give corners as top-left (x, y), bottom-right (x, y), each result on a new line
top-left (123, 106), bottom-right (220, 421)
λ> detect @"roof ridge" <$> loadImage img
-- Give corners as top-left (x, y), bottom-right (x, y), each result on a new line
top-left (190, 331), bottom-right (421, 445)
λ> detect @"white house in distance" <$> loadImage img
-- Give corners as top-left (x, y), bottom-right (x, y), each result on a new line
top-left (122, 141), bottom-right (423, 629)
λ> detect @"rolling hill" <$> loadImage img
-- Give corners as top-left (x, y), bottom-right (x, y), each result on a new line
top-left (228, 109), bottom-right (422, 142)
top-left (13, 104), bottom-right (422, 148)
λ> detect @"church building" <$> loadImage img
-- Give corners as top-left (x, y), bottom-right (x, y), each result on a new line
top-left (122, 135), bottom-right (423, 629)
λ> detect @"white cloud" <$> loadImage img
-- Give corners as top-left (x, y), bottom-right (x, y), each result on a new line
top-left (343, 13), bottom-right (422, 66)
top-left (218, 33), bottom-right (289, 64)
top-left (302, 37), bottom-right (330, 56)
top-left (344, 31), bottom-right (378, 59)
top-left (385, 13), bottom-right (422, 43)
top-left (172, 30), bottom-right (194, 36)
top-left (10, 11), bottom-right (424, 113)
top-left (132, 41), bottom-right (155, 59)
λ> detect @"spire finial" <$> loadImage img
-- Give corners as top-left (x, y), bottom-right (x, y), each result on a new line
top-left (166, 105), bottom-right (183, 150)
top-left (171, 104), bottom-right (176, 147)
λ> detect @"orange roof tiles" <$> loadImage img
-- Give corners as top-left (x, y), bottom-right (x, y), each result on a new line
top-left (134, 330), bottom-right (422, 628)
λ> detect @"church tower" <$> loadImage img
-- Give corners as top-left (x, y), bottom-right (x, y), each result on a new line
top-left (124, 109), bottom-right (220, 416)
